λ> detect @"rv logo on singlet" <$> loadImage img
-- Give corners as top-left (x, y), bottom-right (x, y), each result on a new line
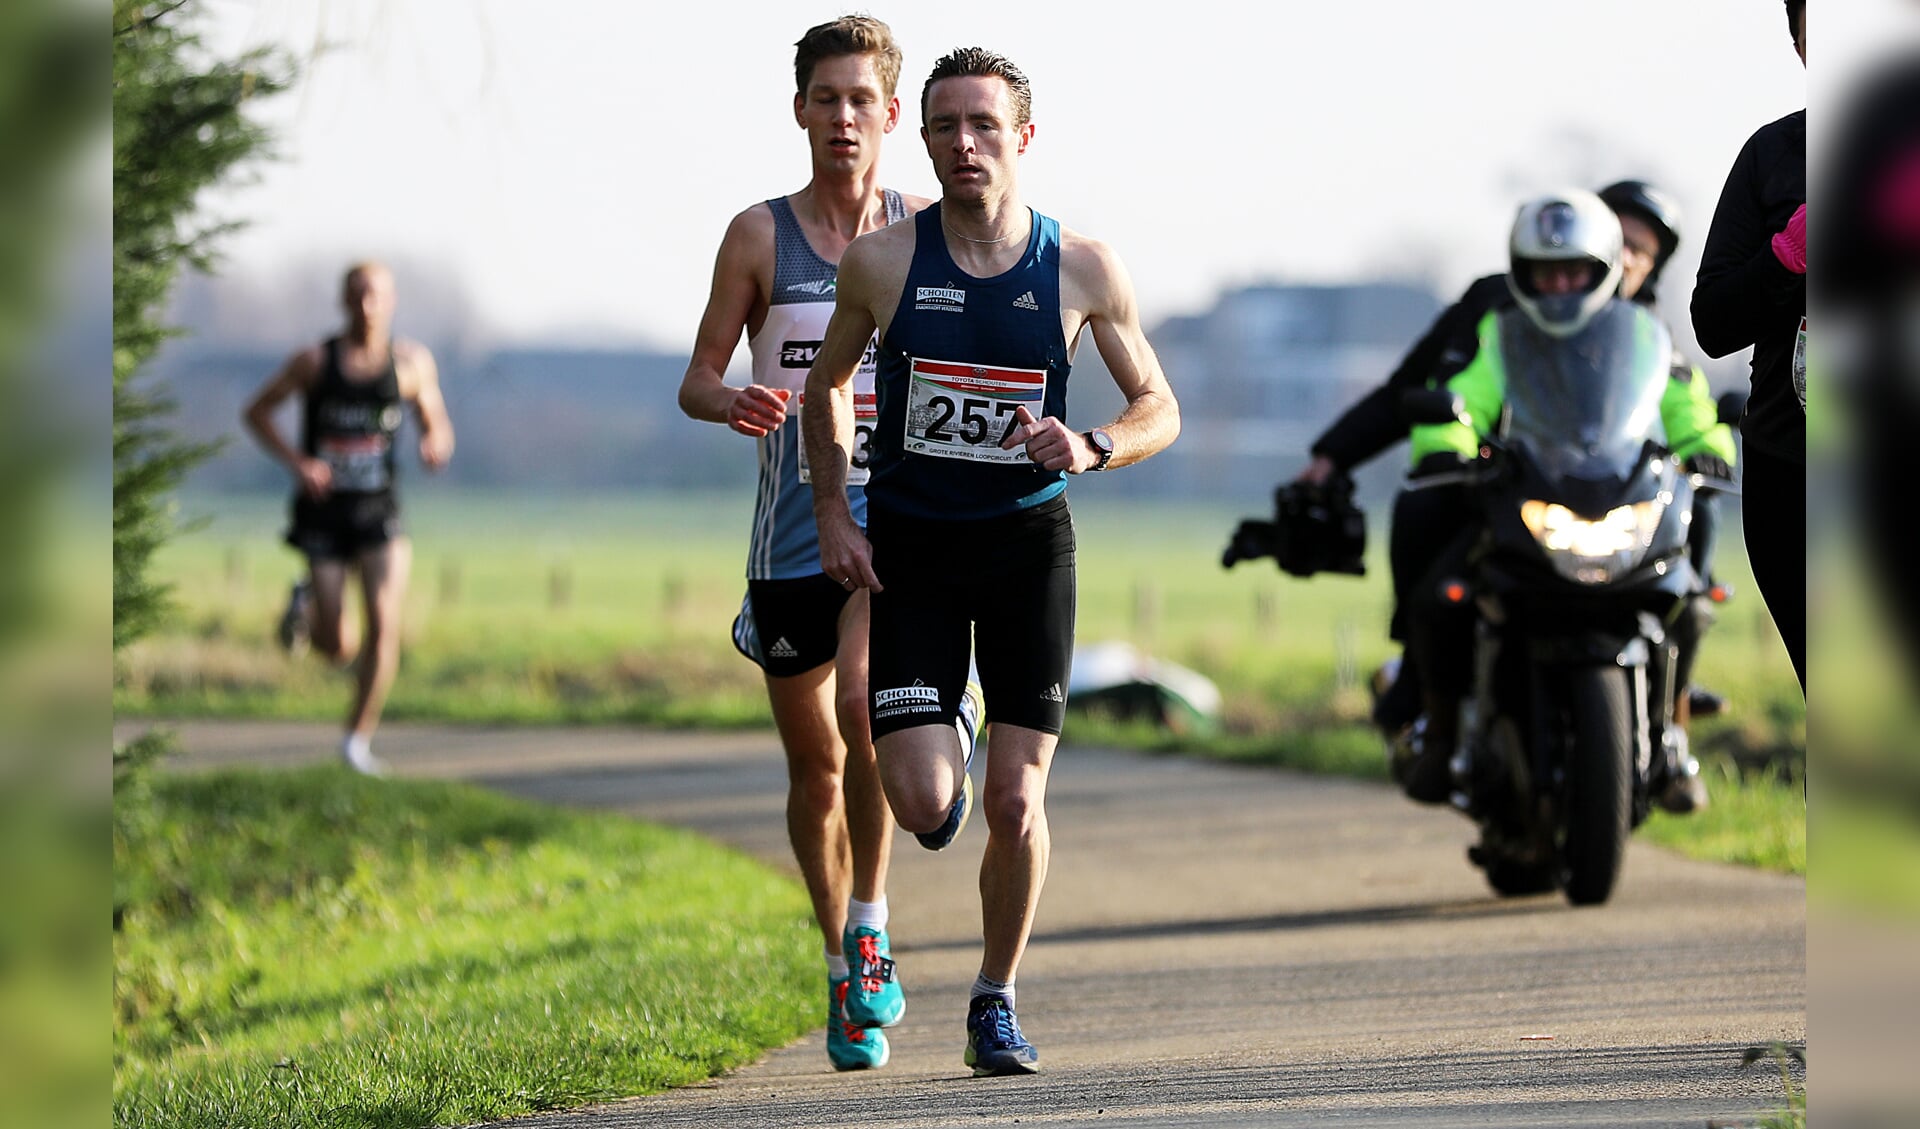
top-left (780, 341), bottom-right (823, 368)
top-left (782, 339), bottom-right (878, 369)
top-left (915, 285), bottom-right (967, 313)
top-left (1012, 291), bottom-right (1040, 311)
top-left (873, 680), bottom-right (942, 720)
top-left (785, 278), bottom-right (836, 296)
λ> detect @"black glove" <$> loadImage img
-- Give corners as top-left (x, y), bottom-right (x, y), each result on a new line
top-left (1686, 453), bottom-right (1733, 481)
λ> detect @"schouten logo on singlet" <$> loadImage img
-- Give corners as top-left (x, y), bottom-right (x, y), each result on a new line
top-left (915, 284), bottom-right (967, 313)
top-left (874, 680), bottom-right (942, 720)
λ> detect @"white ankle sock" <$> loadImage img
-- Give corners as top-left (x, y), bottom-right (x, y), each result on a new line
top-left (847, 896), bottom-right (888, 932)
top-left (341, 733), bottom-right (381, 774)
top-left (972, 971), bottom-right (1014, 1007)
top-left (826, 949), bottom-right (850, 981)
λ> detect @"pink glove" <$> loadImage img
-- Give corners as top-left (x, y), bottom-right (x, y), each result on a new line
top-left (1770, 203), bottom-right (1806, 273)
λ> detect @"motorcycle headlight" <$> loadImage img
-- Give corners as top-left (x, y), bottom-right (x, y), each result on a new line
top-left (1519, 498), bottom-right (1666, 583)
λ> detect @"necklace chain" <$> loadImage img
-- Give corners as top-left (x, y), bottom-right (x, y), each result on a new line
top-left (943, 220), bottom-right (1015, 245)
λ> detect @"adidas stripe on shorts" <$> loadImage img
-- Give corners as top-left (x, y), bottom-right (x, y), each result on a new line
top-left (732, 574), bottom-right (855, 678)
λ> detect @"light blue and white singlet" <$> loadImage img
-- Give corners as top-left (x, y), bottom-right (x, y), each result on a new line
top-left (743, 190), bottom-right (906, 579)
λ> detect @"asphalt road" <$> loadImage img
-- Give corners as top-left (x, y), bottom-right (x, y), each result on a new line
top-left (155, 720), bottom-right (1805, 1129)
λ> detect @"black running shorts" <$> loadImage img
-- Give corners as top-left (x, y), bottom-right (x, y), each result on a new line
top-left (732, 573), bottom-right (855, 677)
top-left (286, 493), bottom-right (401, 561)
top-left (867, 495), bottom-right (1075, 738)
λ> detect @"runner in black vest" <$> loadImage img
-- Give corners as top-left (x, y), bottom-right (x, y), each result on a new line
top-left (242, 261), bottom-right (455, 774)
top-left (802, 47), bottom-right (1180, 1078)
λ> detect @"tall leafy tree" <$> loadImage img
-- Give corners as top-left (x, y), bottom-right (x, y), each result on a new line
top-left (113, 0), bottom-right (286, 655)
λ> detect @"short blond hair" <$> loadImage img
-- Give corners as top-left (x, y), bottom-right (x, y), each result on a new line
top-left (794, 14), bottom-right (903, 99)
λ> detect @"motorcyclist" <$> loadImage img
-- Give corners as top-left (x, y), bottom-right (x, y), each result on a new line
top-left (1291, 181), bottom-right (1735, 797)
top-left (1394, 190), bottom-right (1737, 811)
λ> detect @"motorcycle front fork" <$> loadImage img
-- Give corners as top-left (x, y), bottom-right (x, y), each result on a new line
top-left (1449, 621), bottom-right (1675, 821)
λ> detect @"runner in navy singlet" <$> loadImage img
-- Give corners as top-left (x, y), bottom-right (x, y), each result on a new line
top-left (801, 47), bottom-right (1181, 1077)
top-left (675, 16), bottom-right (944, 1074)
top-left (242, 261), bottom-right (454, 775)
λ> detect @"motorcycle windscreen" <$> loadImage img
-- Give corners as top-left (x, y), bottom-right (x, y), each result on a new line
top-left (1497, 301), bottom-right (1672, 485)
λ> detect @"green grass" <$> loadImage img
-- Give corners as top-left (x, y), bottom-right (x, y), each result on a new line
top-left (113, 766), bottom-right (819, 1129)
top-left (115, 489), bottom-right (1806, 874)
top-left (1639, 760), bottom-right (1806, 874)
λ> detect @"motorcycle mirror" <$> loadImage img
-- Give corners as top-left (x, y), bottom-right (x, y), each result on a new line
top-left (1715, 390), bottom-right (1749, 426)
top-left (1400, 387), bottom-right (1467, 426)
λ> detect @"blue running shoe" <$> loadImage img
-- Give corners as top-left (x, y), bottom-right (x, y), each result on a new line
top-left (916, 680), bottom-right (984, 851)
top-left (965, 992), bottom-right (1039, 1076)
top-left (827, 976), bottom-right (889, 1070)
top-left (842, 925), bottom-right (906, 1028)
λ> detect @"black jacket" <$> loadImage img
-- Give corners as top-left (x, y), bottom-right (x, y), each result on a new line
top-left (1691, 108), bottom-right (1806, 462)
top-left (1310, 272), bottom-right (1513, 470)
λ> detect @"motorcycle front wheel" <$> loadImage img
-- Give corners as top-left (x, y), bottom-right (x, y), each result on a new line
top-left (1559, 664), bottom-right (1634, 906)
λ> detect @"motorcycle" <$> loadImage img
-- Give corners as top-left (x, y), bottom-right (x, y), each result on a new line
top-left (1229, 300), bottom-right (1740, 906)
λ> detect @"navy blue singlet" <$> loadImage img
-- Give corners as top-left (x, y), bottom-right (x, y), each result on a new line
top-left (866, 203), bottom-right (1073, 521)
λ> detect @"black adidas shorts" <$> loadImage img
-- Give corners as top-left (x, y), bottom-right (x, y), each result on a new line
top-left (866, 495), bottom-right (1075, 738)
top-left (732, 573), bottom-right (855, 678)
top-left (286, 493), bottom-right (401, 561)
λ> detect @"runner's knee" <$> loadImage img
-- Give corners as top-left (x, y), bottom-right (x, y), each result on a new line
top-left (981, 779), bottom-right (1043, 841)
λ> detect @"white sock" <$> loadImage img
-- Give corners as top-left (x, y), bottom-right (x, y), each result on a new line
top-left (826, 949), bottom-right (850, 981)
top-left (341, 733), bottom-right (380, 774)
top-left (972, 971), bottom-right (1014, 1007)
top-left (847, 896), bottom-right (888, 932)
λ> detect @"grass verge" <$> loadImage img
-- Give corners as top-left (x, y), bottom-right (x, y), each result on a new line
top-left (113, 766), bottom-right (817, 1129)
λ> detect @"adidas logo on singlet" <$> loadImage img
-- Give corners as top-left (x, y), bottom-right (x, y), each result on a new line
top-left (1012, 291), bottom-right (1040, 311)
top-left (769, 637), bottom-right (799, 659)
top-left (1039, 682), bottom-right (1065, 703)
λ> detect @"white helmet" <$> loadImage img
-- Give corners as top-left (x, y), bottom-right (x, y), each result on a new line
top-left (1505, 189), bottom-right (1624, 338)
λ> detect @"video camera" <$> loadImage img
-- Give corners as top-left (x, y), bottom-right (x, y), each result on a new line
top-left (1222, 474), bottom-right (1368, 577)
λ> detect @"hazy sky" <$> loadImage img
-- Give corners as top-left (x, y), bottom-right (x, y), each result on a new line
top-left (190, 0), bottom-right (1815, 358)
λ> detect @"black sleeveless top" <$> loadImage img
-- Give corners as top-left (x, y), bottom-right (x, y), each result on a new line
top-left (301, 337), bottom-right (404, 498)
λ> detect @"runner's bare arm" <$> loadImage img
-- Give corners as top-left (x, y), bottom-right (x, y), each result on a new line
top-left (1071, 236), bottom-right (1180, 469)
top-left (242, 345), bottom-right (333, 496)
top-left (678, 206), bottom-right (791, 437)
top-left (803, 236), bottom-right (888, 590)
top-left (1003, 235), bottom-right (1180, 472)
top-left (400, 341), bottom-right (455, 469)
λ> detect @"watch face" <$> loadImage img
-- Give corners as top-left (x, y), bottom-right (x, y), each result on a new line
top-left (1092, 429), bottom-right (1113, 452)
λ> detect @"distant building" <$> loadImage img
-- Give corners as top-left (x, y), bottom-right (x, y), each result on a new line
top-left (159, 279), bottom-right (1442, 505)
top-left (1075, 281), bottom-right (1441, 502)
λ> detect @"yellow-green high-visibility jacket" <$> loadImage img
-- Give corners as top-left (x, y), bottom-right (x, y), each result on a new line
top-left (1409, 310), bottom-right (1740, 468)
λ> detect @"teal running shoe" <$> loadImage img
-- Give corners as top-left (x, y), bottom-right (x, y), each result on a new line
top-left (842, 924), bottom-right (906, 1028)
top-left (964, 992), bottom-right (1039, 1076)
top-left (827, 976), bottom-right (889, 1071)
top-left (917, 680), bottom-right (984, 851)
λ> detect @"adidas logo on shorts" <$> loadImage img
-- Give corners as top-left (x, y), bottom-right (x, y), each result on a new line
top-left (769, 637), bottom-right (799, 659)
top-left (1012, 290), bottom-right (1040, 311)
top-left (1039, 682), bottom-right (1065, 703)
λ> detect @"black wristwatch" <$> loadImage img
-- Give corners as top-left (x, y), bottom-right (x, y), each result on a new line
top-left (1084, 428), bottom-right (1114, 472)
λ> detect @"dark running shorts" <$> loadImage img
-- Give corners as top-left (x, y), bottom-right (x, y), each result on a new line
top-left (285, 493), bottom-right (401, 561)
top-left (731, 573), bottom-right (856, 677)
top-left (866, 495), bottom-right (1075, 738)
